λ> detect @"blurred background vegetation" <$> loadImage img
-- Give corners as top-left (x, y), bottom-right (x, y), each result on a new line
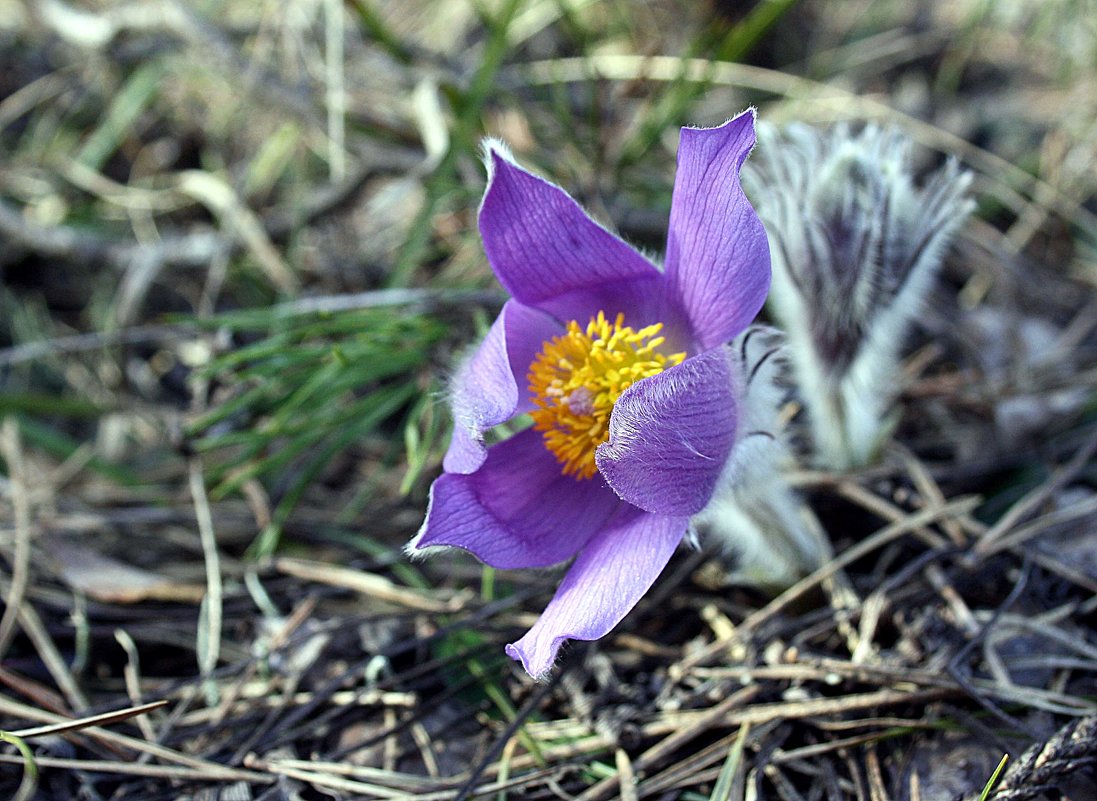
top-left (0, 0), bottom-right (1095, 798)
top-left (2, 0), bottom-right (1093, 551)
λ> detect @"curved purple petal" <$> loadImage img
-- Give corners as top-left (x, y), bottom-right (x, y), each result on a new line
top-left (444, 301), bottom-right (561, 474)
top-left (412, 429), bottom-right (621, 569)
top-left (505, 508), bottom-right (687, 679)
top-left (480, 147), bottom-right (664, 325)
top-left (665, 110), bottom-right (771, 350)
top-left (595, 347), bottom-right (738, 516)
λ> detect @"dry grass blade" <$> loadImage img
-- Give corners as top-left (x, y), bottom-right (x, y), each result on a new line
top-left (0, 753), bottom-right (266, 783)
top-left (0, 695), bottom-right (269, 783)
top-left (7, 699), bottom-right (168, 739)
top-left (728, 689), bottom-right (955, 729)
top-left (272, 556), bottom-right (471, 612)
top-left (0, 324), bottom-right (193, 368)
top-left (709, 721), bottom-right (751, 801)
top-left (693, 659), bottom-right (956, 690)
top-left (616, 747), bottom-right (639, 801)
top-left (174, 172), bottom-right (297, 294)
top-left (774, 730), bottom-right (915, 764)
top-left (189, 457), bottom-right (223, 698)
top-left (676, 495), bottom-right (981, 672)
top-left (570, 685), bottom-right (757, 801)
top-left (0, 578), bottom-right (91, 714)
top-left (247, 753), bottom-right (568, 800)
top-left (973, 427), bottom-right (1097, 558)
top-left (0, 419), bottom-right (32, 659)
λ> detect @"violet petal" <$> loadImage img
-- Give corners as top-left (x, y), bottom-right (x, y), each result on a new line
top-left (413, 429), bottom-right (621, 569)
top-left (444, 300), bottom-right (561, 474)
top-left (480, 148), bottom-right (663, 325)
top-left (595, 347), bottom-right (738, 516)
top-left (505, 507), bottom-right (686, 679)
top-left (665, 110), bottom-right (771, 349)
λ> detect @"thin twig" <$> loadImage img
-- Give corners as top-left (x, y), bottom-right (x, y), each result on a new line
top-left (9, 700), bottom-right (168, 739)
top-left (0, 419), bottom-right (32, 659)
top-left (11, 603), bottom-right (90, 713)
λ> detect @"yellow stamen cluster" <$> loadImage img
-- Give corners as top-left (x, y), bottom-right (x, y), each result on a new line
top-left (527, 311), bottom-right (685, 480)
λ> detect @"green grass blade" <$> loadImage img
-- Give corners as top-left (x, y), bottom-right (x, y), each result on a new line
top-left (978, 754), bottom-right (1009, 801)
top-left (76, 60), bottom-right (167, 170)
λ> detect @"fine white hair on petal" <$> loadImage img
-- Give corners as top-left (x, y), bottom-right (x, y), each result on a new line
top-left (715, 325), bottom-right (792, 487)
top-left (477, 137), bottom-right (515, 224)
top-left (681, 106), bottom-right (758, 139)
top-left (693, 461), bottom-right (829, 589)
top-left (480, 137), bottom-right (516, 179)
top-left (404, 486), bottom-right (440, 560)
top-left (692, 326), bottom-right (829, 588)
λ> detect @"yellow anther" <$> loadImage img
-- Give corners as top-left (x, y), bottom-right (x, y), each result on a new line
top-left (527, 311), bottom-right (686, 480)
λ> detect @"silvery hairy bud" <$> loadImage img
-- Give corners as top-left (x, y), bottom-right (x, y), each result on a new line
top-left (743, 123), bottom-right (974, 469)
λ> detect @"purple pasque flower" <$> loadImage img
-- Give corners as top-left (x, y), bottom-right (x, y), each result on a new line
top-left (407, 109), bottom-right (771, 679)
